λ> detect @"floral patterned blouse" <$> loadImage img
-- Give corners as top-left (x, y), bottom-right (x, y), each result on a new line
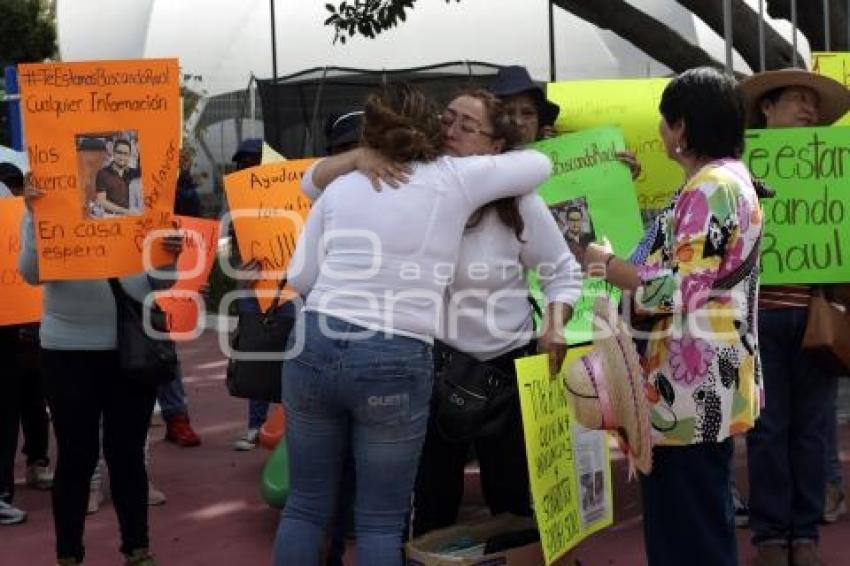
top-left (633, 159), bottom-right (764, 446)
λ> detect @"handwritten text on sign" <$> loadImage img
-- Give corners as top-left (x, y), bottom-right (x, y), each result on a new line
top-left (0, 198), bottom-right (42, 325)
top-left (223, 159), bottom-right (316, 311)
top-left (18, 59), bottom-right (180, 280)
top-left (156, 216), bottom-right (220, 339)
top-left (745, 127), bottom-right (850, 284)
top-left (516, 352), bottom-right (613, 566)
top-left (548, 78), bottom-right (680, 211)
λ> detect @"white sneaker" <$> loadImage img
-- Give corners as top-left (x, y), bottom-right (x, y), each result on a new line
top-left (233, 428), bottom-right (260, 451)
top-left (147, 481), bottom-right (167, 506)
top-left (26, 459), bottom-right (54, 490)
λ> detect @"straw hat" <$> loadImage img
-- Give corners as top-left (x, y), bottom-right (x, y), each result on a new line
top-left (565, 296), bottom-right (652, 475)
top-left (738, 68), bottom-right (850, 127)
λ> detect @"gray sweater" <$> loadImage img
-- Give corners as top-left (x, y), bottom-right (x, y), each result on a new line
top-left (18, 212), bottom-right (170, 350)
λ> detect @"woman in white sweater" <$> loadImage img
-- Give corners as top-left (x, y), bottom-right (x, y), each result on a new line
top-left (272, 84), bottom-right (552, 566)
top-left (298, 89), bottom-right (584, 540)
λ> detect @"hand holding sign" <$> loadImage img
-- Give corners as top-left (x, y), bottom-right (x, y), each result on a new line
top-left (23, 174), bottom-right (45, 212)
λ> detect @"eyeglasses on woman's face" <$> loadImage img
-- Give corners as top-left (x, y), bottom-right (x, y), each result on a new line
top-left (439, 108), bottom-right (494, 138)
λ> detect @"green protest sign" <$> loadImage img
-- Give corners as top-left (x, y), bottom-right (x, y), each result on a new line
top-left (744, 126), bottom-right (850, 284)
top-left (548, 78), bottom-right (679, 212)
top-left (530, 126), bottom-right (644, 345)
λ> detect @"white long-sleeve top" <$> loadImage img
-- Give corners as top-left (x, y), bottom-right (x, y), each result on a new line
top-left (440, 193), bottom-right (583, 361)
top-left (290, 150), bottom-right (552, 342)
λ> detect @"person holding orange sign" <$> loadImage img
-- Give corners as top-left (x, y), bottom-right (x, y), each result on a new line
top-left (19, 179), bottom-right (182, 566)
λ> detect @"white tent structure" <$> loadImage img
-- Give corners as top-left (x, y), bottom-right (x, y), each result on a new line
top-left (56, 0), bottom-right (809, 193)
top-left (57, 0), bottom-right (810, 94)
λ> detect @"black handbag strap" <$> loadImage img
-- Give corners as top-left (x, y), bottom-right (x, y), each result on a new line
top-left (263, 276), bottom-right (289, 318)
top-left (107, 277), bottom-right (129, 301)
top-left (711, 235), bottom-right (761, 291)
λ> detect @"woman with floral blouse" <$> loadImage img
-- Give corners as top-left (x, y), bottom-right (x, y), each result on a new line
top-left (582, 67), bottom-right (764, 566)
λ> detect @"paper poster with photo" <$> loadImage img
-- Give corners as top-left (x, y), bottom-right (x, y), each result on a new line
top-left (515, 352), bottom-right (613, 565)
top-left (0, 198), bottom-right (43, 325)
top-left (18, 58), bottom-right (180, 280)
top-left (223, 159), bottom-right (316, 311)
top-left (530, 126), bottom-right (644, 345)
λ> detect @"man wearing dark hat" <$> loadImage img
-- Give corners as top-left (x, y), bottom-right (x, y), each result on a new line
top-left (740, 68), bottom-right (850, 566)
top-left (488, 65), bottom-right (561, 145)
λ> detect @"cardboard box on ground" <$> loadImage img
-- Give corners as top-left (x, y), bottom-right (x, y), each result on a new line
top-left (406, 514), bottom-right (544, 566)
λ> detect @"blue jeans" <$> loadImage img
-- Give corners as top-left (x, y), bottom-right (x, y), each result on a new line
top-left (156, 365), bottom-right (188, 420)
top-left (640, 439), bottom-right (736, 566)
top-left (273, 312), bottom-right (433, 566)
top-left (248, 399), bottom-right (269, 430)
top-left (826, 377), bottom-right (843, 486)
top-left (747, 307), bottom-right (834, 544)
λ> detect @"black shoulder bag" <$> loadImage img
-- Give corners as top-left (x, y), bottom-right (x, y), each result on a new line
top-left (225, 278), bottom-right (296, 403)
top-left (432, 297), bottom-right (542, 442)
top-left (107, 278), bottom-right (179, 386)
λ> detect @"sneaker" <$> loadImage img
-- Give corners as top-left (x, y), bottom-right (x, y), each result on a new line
top-left (233, 428), bottom-right (260, 451)
top-left (823, 481), bottom-right (847, 523)
top-left (0, 499), bottom-right (27, 525)
top-left (147, 482), bottom-right (167, 506)
top-left (26, 458), bottom-right (54, 490)
top-left (790, 540), bottom-right (824, 566)
top-left (164, 414), bottom-right (201, 447)
top-left (87, 485), bottom-right (104, 515)
top-left (752, 543), bottom-right (788, 566)
top-left (732, 484), bottom-right (749, 528)
top-left (124, 548), bottom-right (156, 566)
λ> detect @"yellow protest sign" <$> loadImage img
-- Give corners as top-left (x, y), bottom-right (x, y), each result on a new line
top-left (0, 198), bottom-right (43, 325)
top-left (223, 159), bottom-right (316, 311)
top-left (18, 59), bottom-right (181, 280)
top-left (156, 216), bottom-right (220, 339)
top-left (548, 78), bottom-right (681, 211)
top-left (516, 350), bottom-right (613, 566)
top-left (813, 52), bottom-right (850, 126)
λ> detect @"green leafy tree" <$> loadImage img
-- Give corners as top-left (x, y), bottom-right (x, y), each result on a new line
top-left (0, 0), bottom-right (57, 69)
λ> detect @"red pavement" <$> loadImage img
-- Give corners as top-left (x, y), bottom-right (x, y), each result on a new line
top-left (4, 329), bottom-right (850, 565)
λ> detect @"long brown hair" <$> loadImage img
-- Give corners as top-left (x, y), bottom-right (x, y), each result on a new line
top-left (457, 89), bottom-right (525, 241)
top-left (362, 82), bottom-right (443, 162)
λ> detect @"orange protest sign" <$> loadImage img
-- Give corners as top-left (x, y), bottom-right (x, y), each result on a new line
top-left (0, 198), bottom-right (43, 325)
top-left (18, 59), bottom-right (181, 280)
top-left (223, 159), bottom-right (315, 311)
top-left (156, 216), bottom-right (220, 339)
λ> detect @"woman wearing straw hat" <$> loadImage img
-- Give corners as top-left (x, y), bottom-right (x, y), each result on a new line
top-left (580, 67), bottom-right (764, 566)
top-left (738, 68), bottom-right (850, 566)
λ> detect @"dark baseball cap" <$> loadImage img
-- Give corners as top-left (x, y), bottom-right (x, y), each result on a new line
top-left (231, 138), bottom-right (263, 162)
top-left (325, 110), bottom-right (364, 152)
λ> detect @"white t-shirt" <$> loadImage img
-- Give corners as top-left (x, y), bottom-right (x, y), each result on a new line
top-left (290, 150), bottom-right (552, 342)
top-left (440, 193), bottom-right (583, 360)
